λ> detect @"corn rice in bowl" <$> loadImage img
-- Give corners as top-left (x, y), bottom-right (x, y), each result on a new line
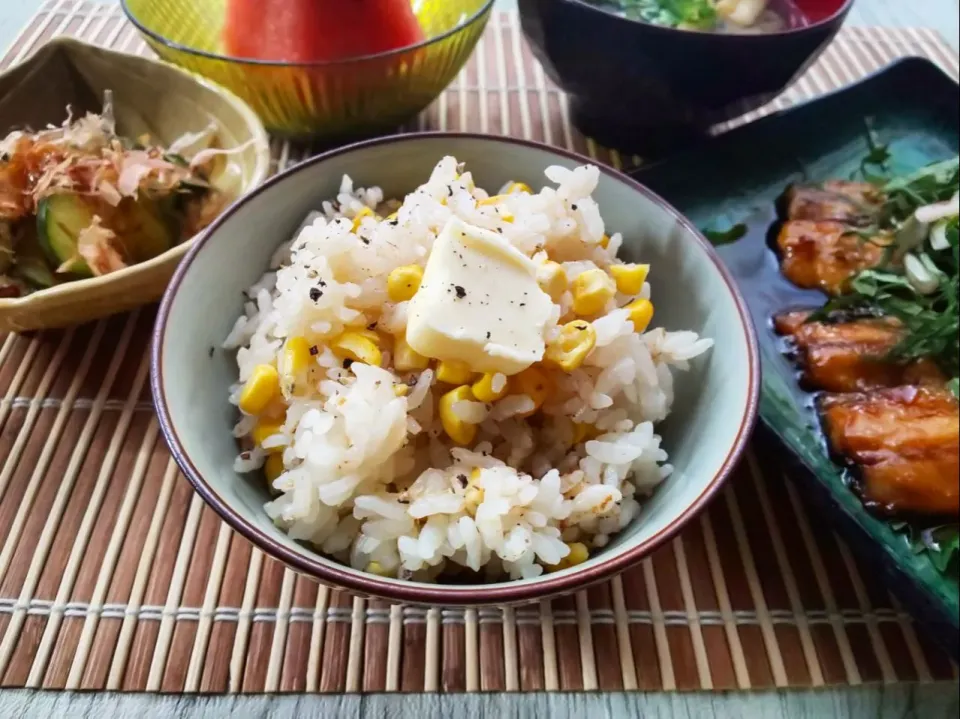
top-left (226, 156), bottom-right (716, 582)
top-left (151, 133), bottom-right (758, 604)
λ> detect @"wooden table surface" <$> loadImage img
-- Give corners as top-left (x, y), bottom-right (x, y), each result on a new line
top-left (0, 1), bottom-right (958, 717)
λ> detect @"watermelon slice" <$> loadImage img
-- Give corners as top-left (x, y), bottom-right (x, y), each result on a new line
top-left (224, 0), bottom-right (426, 63)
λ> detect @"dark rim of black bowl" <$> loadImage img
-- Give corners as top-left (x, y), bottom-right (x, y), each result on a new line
top-left (563, 0), bottom-right (854, 39)
top-left (120, 0), bottom-right (495, 68)
top-left (150, 130), bottom-right (761, 606)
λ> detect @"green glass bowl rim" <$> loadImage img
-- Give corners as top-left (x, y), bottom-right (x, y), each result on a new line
top-left (120, 0), bottom-right (495, 69)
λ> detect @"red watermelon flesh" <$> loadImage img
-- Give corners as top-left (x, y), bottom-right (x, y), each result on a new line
top-left (224, 0), bottom-right (426, 63)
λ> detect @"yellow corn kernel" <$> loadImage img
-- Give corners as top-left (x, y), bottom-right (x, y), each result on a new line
top-left (366, 561), bottom-right (392, 577)
top-left (505, 181), bottom-right (532, 195)
top-left (351, 206), bottom-right (376, 231)
top-left (252, 422), bottom-right (283, 452)
top-left (625, 298), bottom-right (655, 333)
top-left (436, 360), bottom-right (474, 385)
top-left (471, 373), bottom-right (508, 402)
top-left (537, 261), bottom-right (567, 301)
top-left (609, 263), bottom-right (650, 295)
top-left (565, 542), bottom-right (590, 567)
top-left (386, 264), bottom-right (424, 302)
top-left (476, 194), bottom-right (515, 221)
top-left (571, 268), bottom-right (615, 316)
top-left (354, 327), bottom-right (382, 345)
top-left (393, 335), bottom-right (430, 372)
top-left (510, 365), bottom-right (551, 417)
top-left (600, 234), bottom-right (610, 249)
top-left (281, 336), bottom-right (312, 394)
top-left (464, 486), bottom-right (484, 513)
top-left (264, 454), bottom-right (285, 483)
top-left (394, 383), bottom-right (410, 397)
top-left (477, 194), bottom-right (505, 206)
top-left (238, 364), bottom-right (281, 415)
top-left (572, 422), bottom-right (601, 444)
top-left (464, 470), bottom-right (484, 513)
top-left (439, 385), bottom-right (478, 446)
top-left (331, 331), bottom-right (382, 367)
top-left (544, 321), bottom-right (597, 372)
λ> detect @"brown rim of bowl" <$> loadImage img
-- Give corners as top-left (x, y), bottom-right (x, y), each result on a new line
top-left (564, 0), bottom-right (854, 39)
top-left (151, 131), bottom-right (761, 605)
top-left (120, 0), bottom-right (496, 68)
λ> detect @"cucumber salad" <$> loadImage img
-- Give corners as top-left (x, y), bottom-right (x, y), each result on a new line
top-left (0, 91), bottom-right (237, 298)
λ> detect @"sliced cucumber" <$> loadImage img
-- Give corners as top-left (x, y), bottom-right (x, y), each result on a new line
top-left (0, 221), bottom-right (14, 275)
top-left (13, 226), bottom-right (56, 289)
top-left (37, 193), bottom-right (177, 276)
top-left (113, 197), bottom-right (176, 263)
top-left (36, 194), bottom-right (95, 276)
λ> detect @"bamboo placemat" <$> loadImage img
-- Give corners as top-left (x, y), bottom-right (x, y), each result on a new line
top-left (0, 0), bottom-right (958, 695)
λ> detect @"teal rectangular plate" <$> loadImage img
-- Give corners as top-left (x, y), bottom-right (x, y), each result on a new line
top-left (630, 57), bottom-right (959, 657)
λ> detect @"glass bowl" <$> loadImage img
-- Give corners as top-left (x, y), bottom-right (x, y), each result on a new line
top-left (122, 0), bottom-right (493, 141)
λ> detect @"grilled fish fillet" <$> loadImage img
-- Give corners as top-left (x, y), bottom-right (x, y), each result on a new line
top-left (776, 220), bottom-right (889, 294)
top-left (782, 181), bottom-right (881, 223)
top-left (774, 311), bottom-right (944, 393)
top-left (819, 386), bottom-right (960, 516)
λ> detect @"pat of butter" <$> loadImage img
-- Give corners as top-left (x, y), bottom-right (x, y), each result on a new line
top-left (406, 217), bottom-right (553, 376)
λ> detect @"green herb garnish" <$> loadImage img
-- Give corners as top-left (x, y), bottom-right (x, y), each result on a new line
top-left (584, 0), bottom-right (717, 29)
top-left (821, 157), bottom-right (960, 377)
top-left (892, 522), bottom-right (960, 576)
top-left (856, 118), bottom-right (891, 182)
top-left (702, 223), bottom-right (748, 246)
top-left (948, 377), bottom-right (960, 399)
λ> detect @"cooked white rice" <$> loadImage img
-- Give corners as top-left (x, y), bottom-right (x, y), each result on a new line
top-left (225, 157), bottom-right (713, 582)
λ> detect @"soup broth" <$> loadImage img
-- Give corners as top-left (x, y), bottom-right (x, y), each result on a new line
top-left (585, 0), bottom-right (809, 34)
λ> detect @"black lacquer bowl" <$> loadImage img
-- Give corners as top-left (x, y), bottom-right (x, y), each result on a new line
top-left (518, 0), bottom-right (854, 156)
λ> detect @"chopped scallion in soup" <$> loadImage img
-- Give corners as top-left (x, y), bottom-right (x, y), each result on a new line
top-left (584, 0), bottom-right (807, 33)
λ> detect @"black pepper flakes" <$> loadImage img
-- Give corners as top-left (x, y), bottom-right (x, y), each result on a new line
top-left (571, 204), bottom-right (578, 211)
top-left (309, 345), bottom-right (319, 356)
top-left (454, 285), bottom-right (466, 299)
top-left (208, 346), bottom-right (215, 358)
top-left (457, 473), bottom-right (468, 488)
top-left (486, 331), bottom-right (491, 340)
top-left (309, 287), bottom-right (323, 302)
